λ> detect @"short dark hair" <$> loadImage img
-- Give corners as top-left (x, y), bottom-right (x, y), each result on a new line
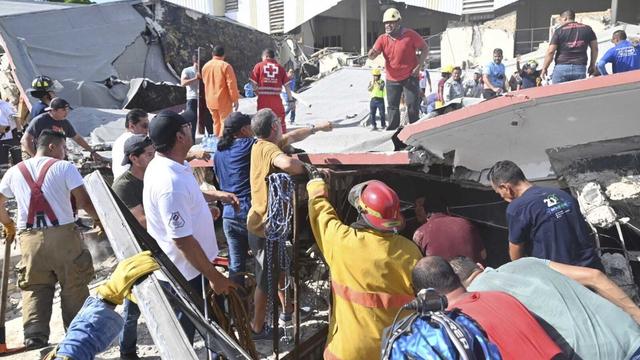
top-left (422, 193), bottom-right (447, 213)
top-left (37, 129), bottom-right (66, 151)
top-left (561, 10), bottom-right (575, 20)
top-left (213, 45), bottom-right (225, 57)
top-left (449, 256), bottom-right (482, 284)
top-left (613, 30), bottom-right (627, 40)
top-left (125, 108), bottom-right (148, 129)
top-left (263, 48), bottom-right (275, 59)
top-left (412, 256), bottom-right (462, 294)
top-left (453, 66), bottom-right (462, 72)
top-left (192, 54), bottom-right (198, 63)
top-left (251, 108), bottom-right (277, 139)
top-left (493, 48), bottom-right (503, 55)
top-left (487, 160), bottom-right (527, 186)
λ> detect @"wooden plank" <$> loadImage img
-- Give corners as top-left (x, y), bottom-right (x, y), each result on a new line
top-left (83, 171), bottom-right (198, 360)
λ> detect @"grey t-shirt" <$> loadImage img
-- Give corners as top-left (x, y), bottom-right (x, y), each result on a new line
top-left (26, 113), bottom-right (77, 139)
top-left (181, 66), bottom-right (198, 100)
top-left (468, 257), bottom-right (640, 360)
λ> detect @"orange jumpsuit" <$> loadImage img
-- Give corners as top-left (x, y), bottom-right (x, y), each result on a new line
top-left (201, 56), bottom-right (239, 136)
top-left (250, 58), bottom-right (288, 133)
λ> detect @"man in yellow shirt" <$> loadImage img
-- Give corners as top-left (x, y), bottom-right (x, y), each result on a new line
top-left (246, 108), bottom-right (332, 339)
top-left (201, 46), bottom-right (239, 137)
top-left (306, 177), bottom-right (422, 359)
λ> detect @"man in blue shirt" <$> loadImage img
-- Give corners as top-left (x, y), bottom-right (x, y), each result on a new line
top-left (482, 48), bottom-right (507, 100)
top-left (488, 160), bottom-right (603, 270)
top-left (597, 30), bottom-right (640, 75)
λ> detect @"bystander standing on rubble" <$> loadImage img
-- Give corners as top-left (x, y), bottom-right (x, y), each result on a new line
top-left (181, 54), bottom-right (200, 140)
top-left (0, 98), bottom-right (19, 166)
top-left (412, 195), bottom-right (485, 262)
top-left (20, 98), bottom-right (104, 162)
top-left (201, 46), bottom-right (239, 137)
top-left (443, 66), bottom-right (464, 103)
top-left (412, 256), bottom-right (563, 359)
top-left (247, 109), bottom-right (331, 339)
top-left (143, 110), bottom-right (237, 344)
top-left (368, 8), bottom-right (428, 131)
top-left (508, 70), bottom-right (521, 91)
top-left (367, 68), bottom-right (386, 130)
top-left (435, 65), bottom-right (452, 109)
top-left (111, 135), bottom-right (154, 359)
top-left (541, 10), bottom-right (598, 83)
top-left (488, 160), bottom-right (604, 270)
top-left (419, 66), bottom-right (432, 97)
top-left (482, 48), bottom-right (507, 99)
top-left (282, 68), bottom-right (297, 125)
top-left (463, 68), bottom-right (483, 98)
top-left (516, 57), bottom-right (542, 89)
top-left (251, 49), bottom-right (293, 133)
top-left (111, 109), bottom-right (149, 179)
top-left (306, 176), bottom-right (422, 359)
top-left (451, 256), bottom-right (640, 359)
top-left (0, 130), bottom-right (99, 350)
top-left (597, 30), bottom-right (640, 75)
top-left (27, 76), bottom-right (57, 121)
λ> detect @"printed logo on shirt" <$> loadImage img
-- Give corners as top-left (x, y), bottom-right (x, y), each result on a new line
top-left (543, 194), bottom-right (571, 219)
top-left (51, 125), bottom-right (65, 135)
top-left (263, 63), bottom-right (279, 79)
top-left (169, 211), bottom-right (185, 229)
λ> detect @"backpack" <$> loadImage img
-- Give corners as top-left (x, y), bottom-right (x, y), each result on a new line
top-left (381, 294), bottom-right (502, 360)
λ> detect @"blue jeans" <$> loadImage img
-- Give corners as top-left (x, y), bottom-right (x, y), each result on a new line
top-left (552, 64), bottom-right (586, 84)
top-left (285, 102), bottom-right (296, 123)
top-left (369, 98), bottom-right (386, 128)
top-left (119, 299), bottom-right (141, 355)
top-left (56, 296), bottom-right (124, 359)
top-left (222, 217), bottom-right (249, 286)
top-left (159, 275), bottom-right (204, 344)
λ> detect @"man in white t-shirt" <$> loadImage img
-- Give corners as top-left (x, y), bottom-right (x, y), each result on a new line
top-left (0, 99), bottom-right (19, 165)
top-left (0, 130), bottom-right (100, 350)
top-left (111, 109), bottom-right (149, 178)
top-left (143, 110), bottom-right (236, 343)
top-left (181, 55), bottom-right (199, 141)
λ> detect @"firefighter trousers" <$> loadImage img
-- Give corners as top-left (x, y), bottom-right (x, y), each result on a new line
top-left (15, 223), bottom-right (94, 342)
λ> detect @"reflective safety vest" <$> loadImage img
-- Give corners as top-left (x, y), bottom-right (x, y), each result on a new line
top-left (370, 79), bottom-right (385, 98)
top-left (308, 196), bottom-right (422, 360)
top-left (17, 158), bottom-right (59, 229)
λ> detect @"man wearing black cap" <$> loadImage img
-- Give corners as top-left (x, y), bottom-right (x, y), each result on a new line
top-left (111, 135), bottom-right (154, 359)
top-left (20, 98), bottom-right (104, 162)
top-left (142, 110), bottom-right (236, 343)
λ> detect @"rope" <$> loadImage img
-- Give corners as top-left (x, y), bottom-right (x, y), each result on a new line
top-left (265, 173), bottom-right (295, 327)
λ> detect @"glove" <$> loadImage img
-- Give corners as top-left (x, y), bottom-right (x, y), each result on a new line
top-left (307, 179), bottom-right (328, 200)
top-left (2, 221), bottom-right (16, 243)
top-left (303, 162), bottom-right (324, 180)
top-left (97, 251), bottom-right (160, 305)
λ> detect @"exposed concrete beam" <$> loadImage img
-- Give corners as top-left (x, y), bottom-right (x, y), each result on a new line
top-left (360, 0), bottom-right (367, 55)
top-left (611, 0), bottom-right (619, 24)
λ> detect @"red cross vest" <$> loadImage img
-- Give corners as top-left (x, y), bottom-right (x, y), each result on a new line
top-left (17, 158), bottom-right (60, 229)
top-left (250, 59), bottom-right (288, 96)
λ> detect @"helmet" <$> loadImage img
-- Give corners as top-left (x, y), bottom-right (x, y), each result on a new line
top-left (473, 67), bottom-right (483, 75)
top-left (383, 8), bottom-right (401, 22)
top-left (348, 180), bottom-right (404, 232)
top-left (372, 68), bottom-right (382, 76)
top-left (527, 60), bottom-right (538, 69)
top-left (29, 76), bottom-right (54, 92)
top-left (441, 64), bottom-right (454, 74)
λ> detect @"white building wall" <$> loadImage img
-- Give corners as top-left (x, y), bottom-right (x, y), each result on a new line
top-left (164, 0), bottom-right (213, 14)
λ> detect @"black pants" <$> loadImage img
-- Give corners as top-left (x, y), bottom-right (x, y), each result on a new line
top-left (386, 76), bottom-right (420, 131)
top-left (186, 99), bottom-right (198, 141)
top-left (482, 89), bottom-right (498, 100)
top-left (368, 98), bottom-right (386, 129)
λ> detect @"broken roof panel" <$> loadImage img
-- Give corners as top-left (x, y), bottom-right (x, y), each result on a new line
top-left (0, 0), bottom-right (72, 17)
top-left (398, 70), bottom-right (640, 181)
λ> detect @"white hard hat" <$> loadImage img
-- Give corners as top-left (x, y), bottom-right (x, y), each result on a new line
top-left (383, 8), bottom-right (401, 22)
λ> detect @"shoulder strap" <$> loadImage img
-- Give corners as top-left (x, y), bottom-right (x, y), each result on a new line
top-left (36, 158), bottom-right (59, 186)
top-left (17, 158), bottom-right (60, 228)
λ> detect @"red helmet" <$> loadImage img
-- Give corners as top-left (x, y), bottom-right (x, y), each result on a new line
top-left (348, 180), bottom-right (404, 232)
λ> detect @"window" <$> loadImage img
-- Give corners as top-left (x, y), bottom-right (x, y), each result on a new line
top-left (318, 35), bottom-right (342, 48)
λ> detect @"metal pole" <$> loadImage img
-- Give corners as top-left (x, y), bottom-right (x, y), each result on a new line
top-left (360, 0), bottom-right (367, 56)
top-left (611, 0), bottom-right (619, 25)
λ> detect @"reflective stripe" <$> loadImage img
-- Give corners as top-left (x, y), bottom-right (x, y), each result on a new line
top-left (331, 281), bottom-right (413, 309)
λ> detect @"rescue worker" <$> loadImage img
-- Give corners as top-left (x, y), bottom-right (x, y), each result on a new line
top-left (367, 68), bottom-right (386, 130)
top-left (597, 30), bottom-right (640, 75)
top-left (443, 66), bottom-right (464, 103)
top-left (306, 177), bottom-right (422, 359)
top-left (250, 49), bottom-right (293, 134)
top-left (0, 130), bottom-right (99, 350)
top-left (27, 76), bottom-right (58, 121)
top-left (201, 46), bottom-right (240, 137)
top-left (368, 8), bottom-right (429, 131)
top-left (435, 65), bottom-right (453, 109)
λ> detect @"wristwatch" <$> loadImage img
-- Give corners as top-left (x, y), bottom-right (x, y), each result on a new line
top-left (309, 124), bottom-right (317, 134)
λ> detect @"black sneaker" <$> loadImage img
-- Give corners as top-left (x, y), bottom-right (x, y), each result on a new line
top-left (24, 337), bottom-right (48, 350)
top-left (279, 306), bottom-right (313, 326)
top-left (251, 326), bottom-right (283, 341)
top-left (120, 353), bottom-right (141, 360)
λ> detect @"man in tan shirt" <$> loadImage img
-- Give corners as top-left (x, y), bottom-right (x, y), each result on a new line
top-left (247, 108), bottom-right (331, 339)
top-left (201, 46), bottom-right (239, 137)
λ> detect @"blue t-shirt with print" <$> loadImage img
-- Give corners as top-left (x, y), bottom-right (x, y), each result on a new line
top-left (506, 186), bottom-right (602, 270)
top-left (214, 137), bottom-right (256, 219)
top-left (483, 61), bottom-right (506, 89)
top-left (597, 40), bottom-right (640, 74)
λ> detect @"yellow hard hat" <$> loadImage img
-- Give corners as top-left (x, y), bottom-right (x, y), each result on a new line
top-left (371, 68), bottom-right (381, 76)
top-left (383, 8), bottom-right (401, 22)
top-left (442, 64), bottom-right (454, 74)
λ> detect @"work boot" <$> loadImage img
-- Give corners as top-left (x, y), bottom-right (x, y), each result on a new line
top-left (24, 337), bottom-right (48, 350)
top-left (120, 353), bottom-right (141, 360)
top-left (251, 325), bottom-right (283, 341)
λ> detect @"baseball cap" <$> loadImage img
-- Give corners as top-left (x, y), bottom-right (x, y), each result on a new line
top-left (224, 112), bottom-right (252, 134)
top-left (121, 135), bottom-right (153, 166)
top-left (148, 110), bottom-right (190, 151)
top-left (45, 97), bottom-right (73, 111)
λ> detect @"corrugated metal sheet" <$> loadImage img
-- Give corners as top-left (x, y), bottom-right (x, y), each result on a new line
top-left (225, 0), bottom-right (238, 11)
top-left (164, 0), bottom-right (213, 15)
top-left (401, 0), bottom-right (462, 15)
top-left (269, 0), bottom-right (284, 33)
top-left (462, 0), bottom-right (493, 14)
top-left (493, 0), bottom-right (519, 11)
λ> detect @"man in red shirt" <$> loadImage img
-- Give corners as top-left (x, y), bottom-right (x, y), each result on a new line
top-left (412, 256), bottom-right (564, 359)
top-left (412, 196), bottom-right (486, 261)
top-left (250, 49), bottom-right (293, 133)
top-left (368, 8), bottom-right (428, 131)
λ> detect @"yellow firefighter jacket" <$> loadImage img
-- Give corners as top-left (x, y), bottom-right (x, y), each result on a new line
top-left (307, 180), bottom-right (422, 360)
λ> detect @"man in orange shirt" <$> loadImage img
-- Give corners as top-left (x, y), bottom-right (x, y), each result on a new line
top-left (201, 46), bottom-right (240, 137)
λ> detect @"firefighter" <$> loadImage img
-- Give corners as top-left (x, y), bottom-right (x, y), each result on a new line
top-left (27, 76), bottom-right (59, 121)
top-left (250, 49), bottom-right (293, 134)
top-left (306, 176), bottom-right (422, 359)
